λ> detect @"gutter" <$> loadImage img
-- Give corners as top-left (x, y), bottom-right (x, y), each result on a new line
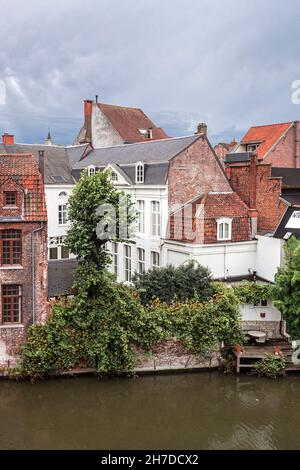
top-left (31, 223), bottom-right (45, 324)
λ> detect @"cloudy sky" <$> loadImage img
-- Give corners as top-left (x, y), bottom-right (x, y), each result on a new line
top-left (0, 0), bottom-right (300, 145)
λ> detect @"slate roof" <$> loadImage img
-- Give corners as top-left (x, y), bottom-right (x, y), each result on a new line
top-left (73, 135), bottom-right (200, 169)
top-left (0, 143), bottom-right (88, 185)
top-left (0, 153), bottom-right (47, 221)
top-left (48, 259), bottom-right (78, 297)
top-left (240, 122), bottom-right (293, 159)
top-left (271, 167), bottom-right (300, 188)
top-left (97, 103), bottom-right (169, 142)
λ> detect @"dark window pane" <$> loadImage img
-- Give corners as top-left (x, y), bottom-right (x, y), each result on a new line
top-left (49, 247), bottom-right (58, 260)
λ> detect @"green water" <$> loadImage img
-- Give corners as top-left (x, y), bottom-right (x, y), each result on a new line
top-left (0, 372), bottom-right (299, 450)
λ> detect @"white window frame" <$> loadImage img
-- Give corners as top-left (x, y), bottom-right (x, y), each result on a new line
top-left (111, 171), bottom-right (118, 182)
top-left (58, 204), bottom-right (68, 225)
top-left (136, 200), bottom-right (145, 234)
top-left (151, 251), bottom-right (160, 270)
top-left (135, 162), bottom-right (144, 184)
top-left (87, 165), bottom-right (96, 177)
top-left (217, 217), bottom-right (232, 241)
top-left (112, 242), bottom-right (118, 276)
top-left (124, 244), bottom-right (132, 282)
top-left (137, 247), bottom-right (145, 274)
top-left (151, 200), bottom-right (161, 237)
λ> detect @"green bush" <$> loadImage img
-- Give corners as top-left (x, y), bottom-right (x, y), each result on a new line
top-left (132, 261), bottom-right (214, 305)
top-left (233, 282), bottom-right (275, 305)
top-left (252, 354), bottom-right (286, 379)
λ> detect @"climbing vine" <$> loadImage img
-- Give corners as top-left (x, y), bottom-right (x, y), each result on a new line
top-left (233, 282), bottom-right (276, 305)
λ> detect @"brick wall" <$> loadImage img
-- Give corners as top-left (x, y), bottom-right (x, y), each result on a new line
top-left (226, 157), bottom-right (287, 232)
top-left (168, 135), bottom-right (231, 210)
top-left (0, 222), bottom-right (48, 368)
top-left (264, 123), bottom-right (300, 168)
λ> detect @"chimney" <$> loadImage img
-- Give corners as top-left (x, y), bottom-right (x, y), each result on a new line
top-left (2, 133), bottom-right (14, 145)
top-left (249, 153), bottom-right (258, 209)
top-left (38, 150), bottom-right (45, 181)
top-left (84, 99), bottom-right (93, 143)
top-left (195, 123), bottom-right (207, 135)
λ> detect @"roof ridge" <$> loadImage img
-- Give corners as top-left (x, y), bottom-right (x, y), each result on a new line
top-left (92, 134), bottom-right (199, 151)
top-left (98, 102), bottom-right (142, 111)
top-left (246, 122), bottom-right (293, 130)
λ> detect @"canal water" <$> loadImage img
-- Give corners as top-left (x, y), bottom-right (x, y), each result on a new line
top-left (0, 372), bottom-right (299, 450)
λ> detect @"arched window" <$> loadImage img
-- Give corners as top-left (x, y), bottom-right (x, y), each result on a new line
top-left (87, 165), bottom-right (96, 177)
top-left (58, 191), bottom-right (67, 198)
top-left (217, 218), bottom-right (232, 241)
top-left (135, 162), bottom-right (144, 184)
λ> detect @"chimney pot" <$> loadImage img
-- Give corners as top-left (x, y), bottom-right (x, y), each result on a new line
top-left (2, 133), bottom-right (14, 145)
top-left (195, 123), bottom-right (207, 135)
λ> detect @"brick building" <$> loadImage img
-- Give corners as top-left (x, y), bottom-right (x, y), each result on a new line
top-left (75, 98), bottom-right (168, 148)
top-left (0, 153), bottom-right (48, 368)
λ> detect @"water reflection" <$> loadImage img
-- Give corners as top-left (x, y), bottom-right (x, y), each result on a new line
top-left (0, 372), bottom-right (299, 449)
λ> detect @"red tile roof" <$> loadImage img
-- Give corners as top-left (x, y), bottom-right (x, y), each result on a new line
top-left (199, 192), bottom-right (249, 219)
top-left (241, 122), bottom-right (292, 158)
top-left (98, 103), bottom-right (168, 142)
top-left (0, 154), bottom-right (47, 221)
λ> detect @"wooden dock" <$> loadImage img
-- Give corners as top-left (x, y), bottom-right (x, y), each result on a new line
top-left (234, 340), bottom-right (300, 373)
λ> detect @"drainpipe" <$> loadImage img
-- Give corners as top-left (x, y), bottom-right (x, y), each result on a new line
top-left (32, 223), bottom-right (44, 324)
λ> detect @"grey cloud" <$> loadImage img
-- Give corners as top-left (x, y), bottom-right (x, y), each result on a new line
top-left (0, 0), bottom-right (300, 145)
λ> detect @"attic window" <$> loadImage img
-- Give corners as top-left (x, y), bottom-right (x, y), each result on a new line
top-left (135, 162), bottom-right (144, 184)
top-left (58, 191), bottom-right (68, 198)
top-left (138, 128), bottom-right (153, 139)
top-left (87, 165), bottom-right (96, 177)
top-left (217, 218), bottom-right (232, 241)
top-left (246, 143), bottom-right (260, 153)
top-left (4, 191), bottom-right (17, 207)
top-left (51, 176), bottom-right (66, 184)
top-left (111, 171), bottom-right (118, 182)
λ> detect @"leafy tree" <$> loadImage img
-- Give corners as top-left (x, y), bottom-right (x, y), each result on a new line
top-left (133, 260), bottom-right (214, 305)
top-left (274, 236), bottom-right (300, 338)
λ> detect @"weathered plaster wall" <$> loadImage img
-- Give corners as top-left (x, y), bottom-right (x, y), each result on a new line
top-left (92, 104), bottom-right (124, 148)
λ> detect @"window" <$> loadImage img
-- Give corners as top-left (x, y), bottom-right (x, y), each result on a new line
top-left (217, 218), bottom-right (232, 241)
top-left (137, 248), bottom-right (145, 274)
top-left (111, 171), bottom-right (118, 182)
top-left (4, 191), bottom-right (17, 207)
top-left (0, 230), bottom-right (22, 265)
top-left (136, 200), bottom-right (145, 233)
top-left (49, 247), bottom-right (58, 260)
top-left (124, 244), bottom-right (132, 282)
top-left (151, 251), bottom-right (160, 270)
top-left (246, 143), bottom-right (259, 153)
top-left (2, 285), bottom-right (22, 323)
top-left (112, 242), bottom-right (118, 275)
top-left (58, 191), bottom-right (68, 198)
top-left (87, 165), bottom-right (96, 177)
top-left (58, 204), bottom-right (67, 225)
top-left (61, 246), bottom-right (70, 259)
top-left (135, 162), bottom-right (144, 184)
top-left (151, 201), bottom-right (161, 236)
top-left (254, 299), bottom-right (268, 307)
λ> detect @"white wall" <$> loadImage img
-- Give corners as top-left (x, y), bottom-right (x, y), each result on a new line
top-left (92, 105), bottom-right (123, 148)
top-left (162, 240), bottom-right (257, 279)
top-left (45, 185), bottom-right (73, 238)
top-left (107, 184), bottom-right (168, 281)
top-left (255, 235), bottom-right (283, 282)
top-left (240, 302), bottom-right (281, 322)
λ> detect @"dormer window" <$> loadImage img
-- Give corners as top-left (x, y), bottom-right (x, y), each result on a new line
top-left (246, 143), bottom-right (260, 153)
top-left (217, 217), bottom-right (232, 241)
top-left (111, 171), bottom-right (118, 182)
top-left (87, 165), bottom-right (96, 177)
top-left (138, 128), bottom-right (152, 139)
top-left (4, 191), bottom-right (17, 207)
top-left (135, 162), bottom-right (144, 184)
